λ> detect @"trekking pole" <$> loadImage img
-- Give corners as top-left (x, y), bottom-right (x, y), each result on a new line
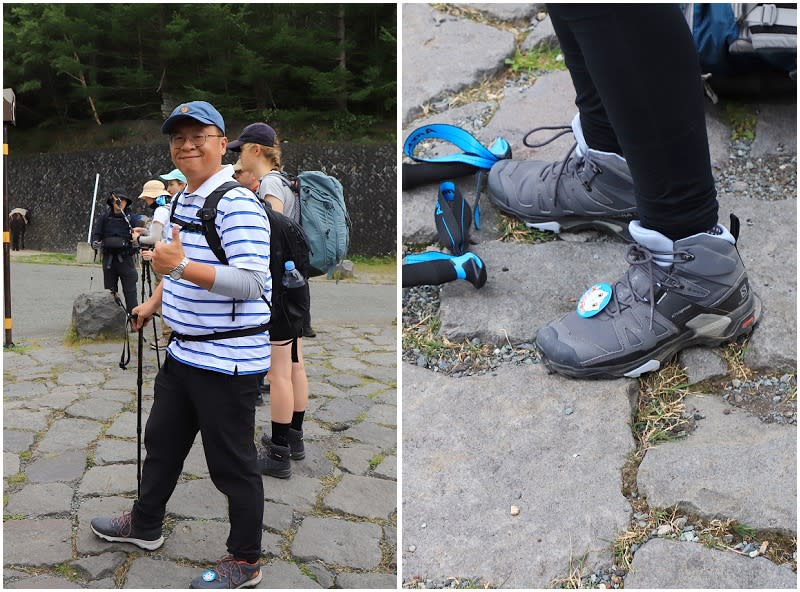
top-left (142, 258), bottom-right (161, 369)
top-left (135, 313), bottom-right (143, 499)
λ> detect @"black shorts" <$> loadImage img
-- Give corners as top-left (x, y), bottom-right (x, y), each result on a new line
top-left (269, 282), bottom-right (310, 342)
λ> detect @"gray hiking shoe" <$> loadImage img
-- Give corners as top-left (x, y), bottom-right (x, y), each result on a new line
top-left (488, 114), bottom-right (637, 240)
top-left (90, 511), bottom-right (164, 551)
top-left (536, 218), bottom-right (761, 379)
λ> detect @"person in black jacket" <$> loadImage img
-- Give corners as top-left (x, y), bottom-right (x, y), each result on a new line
top-left (91, 190), bottom-right (143, 313)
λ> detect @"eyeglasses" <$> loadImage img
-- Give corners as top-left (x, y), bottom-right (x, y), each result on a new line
top-left (169, 133), bottom-right (224, 148)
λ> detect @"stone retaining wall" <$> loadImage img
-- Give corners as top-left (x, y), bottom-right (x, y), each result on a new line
top-left (7, 142), bottom-right (396, 257)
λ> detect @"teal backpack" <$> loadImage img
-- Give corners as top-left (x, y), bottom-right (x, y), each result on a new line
top-left (274, 170), bottom-right (351, 277)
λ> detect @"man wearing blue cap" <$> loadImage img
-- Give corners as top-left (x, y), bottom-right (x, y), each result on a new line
top-left (90, 101), bottom-right (270, 589)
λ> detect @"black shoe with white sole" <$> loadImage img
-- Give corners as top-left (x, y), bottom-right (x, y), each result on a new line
top-left (90, 511), bottom-right (164, 551)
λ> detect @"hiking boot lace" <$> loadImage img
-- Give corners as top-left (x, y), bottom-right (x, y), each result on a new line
top-left (522, 124), bottom-right (603, 207)
top-left (111, 512), bottom-right (133, 537)
top-left (605, 244), bottom-right (691, 331)
top-left (214, 556), bottom-right (243, 583)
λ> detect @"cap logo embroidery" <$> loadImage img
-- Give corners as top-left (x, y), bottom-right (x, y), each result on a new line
top-left (180, 105), bottom-right (189, 113)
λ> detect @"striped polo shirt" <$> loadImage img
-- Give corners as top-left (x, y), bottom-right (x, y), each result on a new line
top-left (163, 165), bottom-right (272, 375)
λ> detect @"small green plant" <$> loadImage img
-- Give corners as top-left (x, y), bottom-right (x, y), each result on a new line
top-left (7, 472), bottom-right (26, 485)
top-left (85, 453), bottom-right (95, 469)
top-left (297, 563), bottom-right (319, 583)
top-left (3, 513), bottom-right (25, 521)
top-left (497, 214), bottom-right (557, 244)
top-left (54, 563), bottom-right (81, 582)
top-left (732, 523), bottom-right (756, 539)
top-left (505, 46), bottom-right (566, 75)
top-left (355, 411), bottom-right (368, 423)
top-left (19, 450), bottom-right (32, 461)
top-left (726, 103), bottom-right (757, 141)
top-left (368, 452), bottom-right (385, 471)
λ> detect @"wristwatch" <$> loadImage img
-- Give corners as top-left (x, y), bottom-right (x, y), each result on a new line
top-left (169, 257), bottom-right (190, 280)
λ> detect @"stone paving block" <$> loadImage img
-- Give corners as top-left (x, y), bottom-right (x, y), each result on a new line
top-left (385, 525), bottom-right (397, 550)
top-left (75, 495), bottom-right (136, 555)
top-left (349, 382), bottom-right (388, 398)
top-left (336, 444), bottom-right (377, 475)
top-left (483, 71), bottom-right (577, 162)
top-left (99, 389), bottom-right (135, 403)
top-left (403, 4), bottom-right (516, 124)
top-left (261, 530), bottom-right (283, 558)
top-left (66, 397), bottom-right (125, 421)
top-left (260, 560), bottom-right (322, 589)
top-left (2, 381), bottom-right (48, 399)
top-left (292, 516), bottom-right (384, 570)
top-left (25, 390), bottom-right (85, 411)
top-left (361, 352), bottom-right (397, 367)
top-left (58, 371), bottom-right (105, 387)
top-left (36, 418), bottom-right (103, 453)
top-left (309, 381), bottom-right (346, 398)
top-left (86, 577), bottom-right (116, 589)
top-left (324, 474), bottom-right (397, 520)
top-left (3, 430), bottom-right (36, 453)
top-left (70, 551), bottom-right (127, 580)
top-left (638, 394), bottom-right (796, 532)
top-left (4, 452), bottom-right (20, 477)
top-left (182, 441), bottom-right (210, 477)
top-left (336, 572), bottom-right (397, 589)
top-left (679, 347), bottom-right (729, 385)
top-left (167, 479), bottom-right (228, 520)
top-left (624, 538), bottom-right (797, 589)
top-left (403, 363), bottom-right (635, 587)
top-left (326, 374), bottom-right (364, 389)
top-left (521, 14), bottom-right (558, 52)
top-left (5, 574), bottom-right (82, 589)
top-left (751, 102), bottom-right (797, 157)
top-left (373, 455), bottom-right (398, 481)
top-left (123, 557), bottom-right (199, 589)
top-left (94, 439), bottom-right (143, 465)
top-left (105, 410), bottom-right (151, 439)
top-left (345, 421), bottom-right (397, 450)
top-left (329, 356), bottom-right (370, 374)
top-left (3, 518), bottom-right (74, 566)
top-left (263, 475), bottom-right (322, 512)
top-left (439, 240), bottom-right (628, 345)
top-left (5, 482), bottom-right (74, 516)
top-left (263, 501), bottom-right (294, 533)
top-left (364, 403), bottom-right (397, 427)
top-left (103, 376), bottom-right (139, 391)
top-left (316, 398), bottom-right (369, 425)
top-left (359, 365), bottom-right (397, 384)
top-left (78, 464), bottom-right (138, 496)
top-left (290, 443), bottom-right (336, 479)
top-left (26, 450), bottom-right (87, 483)
top-left (462, 3), bottom-right (543, 21)
top-left (162, 520), bottom-right (231, 563)
top-left (4, 408), bottom-right (51, 432)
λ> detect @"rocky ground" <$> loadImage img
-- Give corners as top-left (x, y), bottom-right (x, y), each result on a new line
top-left (4, 294), bottom-right (397, 588)
top-left (402, 3), bottom-right (796, 589)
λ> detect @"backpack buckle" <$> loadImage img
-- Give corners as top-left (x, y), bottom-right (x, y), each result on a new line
top-left (198, 207), bottom-right (216, 222)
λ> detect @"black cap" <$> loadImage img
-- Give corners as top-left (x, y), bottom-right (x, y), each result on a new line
top-left (228, 122), bottom-right (276, 152)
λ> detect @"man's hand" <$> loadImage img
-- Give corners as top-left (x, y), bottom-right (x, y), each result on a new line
top-left (130, 298), bottom-right (158, 331)
top-left (152, 226), bottom-right (184, 275)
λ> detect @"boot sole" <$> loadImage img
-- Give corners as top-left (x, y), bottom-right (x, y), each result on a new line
top-left (539, 294), bottom-right (762, 380)
top-left (487, 195), bottom-right (635, 242)
top-left (189, 568), bottom-right (262, 589)
top-left (91, 525), bottom-right (164, 551)
top-left (262, 469), bottom-right (291, 479)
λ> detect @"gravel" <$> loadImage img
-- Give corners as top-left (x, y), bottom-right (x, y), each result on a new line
top-left (720, 373), bottom-right (797, 425)
top-left (717, 138), bottom-right (796, 202)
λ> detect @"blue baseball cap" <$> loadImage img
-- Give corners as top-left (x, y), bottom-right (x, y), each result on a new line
top-left (159, 168), bottom-right (187, 183)
top-left (161, 101), bottom-right (225, 134)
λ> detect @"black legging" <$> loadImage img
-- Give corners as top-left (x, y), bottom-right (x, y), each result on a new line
top-left (548, 4), bottom-right (718, 240)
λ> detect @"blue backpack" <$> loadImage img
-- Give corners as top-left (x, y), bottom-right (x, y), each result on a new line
top-left (275, 171), bottom-right (351, 277)
top-left (683, 3), bottom-right (796, 77)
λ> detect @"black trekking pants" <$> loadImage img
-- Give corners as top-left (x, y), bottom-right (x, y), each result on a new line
top-left (131, 355), bottom-right (264, 563)
top-left (548, 4), bottom-right (718, 240)
top-left (102, 253), bottom-right (138, 313)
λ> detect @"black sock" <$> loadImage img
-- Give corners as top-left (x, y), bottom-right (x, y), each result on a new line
top-left (271, 421), bottom-right (290, 447)
top-left (291, 411), bottom-right (305, 431)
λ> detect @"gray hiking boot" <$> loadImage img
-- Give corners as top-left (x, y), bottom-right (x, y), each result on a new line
top-left (535, 218), bottom-right (761, 379)
top-left (488, 114), bottom-right (637, 240)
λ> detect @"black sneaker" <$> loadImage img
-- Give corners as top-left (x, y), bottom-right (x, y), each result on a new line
top-left (260, 428), bottom-right (305, 460)
top-left (190, 555), bottom-right (262, 589)
top-left (254, 392), bottom-right (265, 407)
top-left (302, 325), bottom-right (317, 338)
top-left (259, 444), bottom-right (292, 479)
top-left (90, 511), bottom-right (164, 551)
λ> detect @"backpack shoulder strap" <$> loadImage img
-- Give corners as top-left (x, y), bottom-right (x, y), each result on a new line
top-left (169, 181), bottom-right (243, 265)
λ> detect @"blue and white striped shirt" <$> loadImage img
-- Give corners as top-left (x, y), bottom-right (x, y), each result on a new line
top-left (163, 165), bottom-right (272, 375)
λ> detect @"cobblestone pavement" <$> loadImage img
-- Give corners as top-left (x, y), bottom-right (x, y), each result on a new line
top-left (4, 314), bottom-right (397, 588)
top-left (402, 4), bottom-right (796, 589)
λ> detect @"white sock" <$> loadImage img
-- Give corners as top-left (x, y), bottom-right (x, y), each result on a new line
top-left (628, 221), bottom-right (674, 268)
top-left (572, 113), bottom-right (627, 165)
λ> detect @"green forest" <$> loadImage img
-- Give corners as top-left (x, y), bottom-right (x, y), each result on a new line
top-left (3, 3), bottom-right (397, 150)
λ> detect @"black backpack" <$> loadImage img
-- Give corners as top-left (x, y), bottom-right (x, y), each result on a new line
top-left (169, 181), bottom-right (311, 346)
